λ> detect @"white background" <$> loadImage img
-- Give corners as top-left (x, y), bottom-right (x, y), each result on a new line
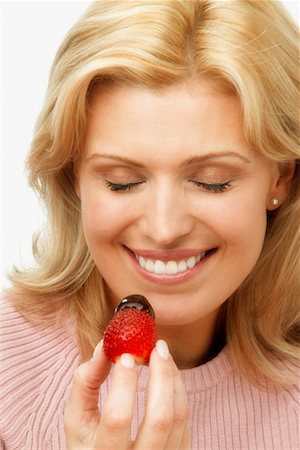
top-left (1, 1), bottom-right (299, 288)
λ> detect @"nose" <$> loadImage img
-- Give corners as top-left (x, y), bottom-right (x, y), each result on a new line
top-left (138, 181), bottom-right (195, 246)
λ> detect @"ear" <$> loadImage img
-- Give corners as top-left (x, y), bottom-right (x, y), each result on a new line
top-left (267, 160), bottom-right (296, 210)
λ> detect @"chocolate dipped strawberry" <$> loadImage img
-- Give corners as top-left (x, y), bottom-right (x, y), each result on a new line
top-left (103, 294), bottom-right (157, 364)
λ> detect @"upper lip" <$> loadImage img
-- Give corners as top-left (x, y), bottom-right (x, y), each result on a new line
top-left (127, 247), bottom-right (212, 261)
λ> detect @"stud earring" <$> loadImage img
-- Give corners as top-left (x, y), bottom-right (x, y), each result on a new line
top-left (271, 198), bottom-right (279, 206)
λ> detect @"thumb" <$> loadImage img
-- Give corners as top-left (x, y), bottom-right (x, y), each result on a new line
top-left (65, 340), bottom-right (111, 424)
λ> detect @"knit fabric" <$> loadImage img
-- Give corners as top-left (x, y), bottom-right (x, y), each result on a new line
top-left (1, 298), bottom-right (299, 450)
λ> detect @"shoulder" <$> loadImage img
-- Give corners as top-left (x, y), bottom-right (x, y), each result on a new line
top-left (227, 349), bottom-right (300, 416)
top-left (169, 347), bottom-right (300, 450)
top-left (1, 295), bottom-right (79, 367)
top-left (277, 358), bottom-right (300, 414)
top-left (0, 295), bottom-right (80, 447)
top-left (230, 354), bottom-right (300, 449)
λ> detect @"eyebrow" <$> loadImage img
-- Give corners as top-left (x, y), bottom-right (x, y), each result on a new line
top-left (181, 151), bottom-right (252, 166)
top-left (86, 153), bottom-right (145, 167)
top-left (86, 150), bottom-right (252, 166)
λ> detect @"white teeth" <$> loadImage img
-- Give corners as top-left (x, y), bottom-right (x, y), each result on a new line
top-left (178, 260), bottom-right (187, 272)
top-left (145, 259), bottom-right (154, 272)
top-left (139, 256), bottom-right (146, 269)
top-left (166, 261), bottom-right (178, 275)
top-left (154, 260), bottom-right (165, 274)
top-left (187, 256), bottom-right (196, 269)
top-left (136, 252), bottom-right (206, 275)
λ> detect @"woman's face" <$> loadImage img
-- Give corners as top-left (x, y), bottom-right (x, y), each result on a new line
top-left (76, 78), bottom-right (279, 326)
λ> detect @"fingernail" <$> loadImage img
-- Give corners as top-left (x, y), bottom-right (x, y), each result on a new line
top-left (92, 339), bottom-right (103, 359)
top-left (119, 353), bottom-right (136, 368)
top-left (156, 340), bottom-right (169, 360)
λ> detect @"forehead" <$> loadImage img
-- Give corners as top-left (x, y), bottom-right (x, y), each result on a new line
top-left (83, 77), bottom-right (250, 163)
top-left (87, 76), bottom-right (237, 116)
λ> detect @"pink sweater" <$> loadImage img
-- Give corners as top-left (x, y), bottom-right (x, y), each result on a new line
top-left (1, 299), bottom-right (299, 450)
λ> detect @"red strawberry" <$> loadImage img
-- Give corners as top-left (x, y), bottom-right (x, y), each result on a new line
top-left (103, 294), bottom-right (157, 364)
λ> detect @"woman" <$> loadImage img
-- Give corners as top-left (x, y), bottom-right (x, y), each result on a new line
top-left (1, 1), bottom-right (299, 449)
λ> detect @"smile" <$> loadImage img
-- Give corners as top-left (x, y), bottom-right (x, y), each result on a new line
top-left (134, 252), bottom-right (206, 275)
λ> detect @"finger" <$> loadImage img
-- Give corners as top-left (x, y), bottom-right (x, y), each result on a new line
top-left (165, 359), bottom-right (190, 450)
top-left (134, 340), bottom-right (175, 449)
top-left (180, 422), bottom-right (192, 450)
top-left (95, 353), bottom-right (138, 449)
top-left (64, 340), bottom-right (111, 430)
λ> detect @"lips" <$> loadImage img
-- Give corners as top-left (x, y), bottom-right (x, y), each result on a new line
top-left (135, 252), bottom-right (206, 275)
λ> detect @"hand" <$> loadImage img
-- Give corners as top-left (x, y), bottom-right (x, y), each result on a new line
top-left (64, 339), bottom-right (191, 449)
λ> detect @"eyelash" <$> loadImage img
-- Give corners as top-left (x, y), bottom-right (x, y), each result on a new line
top-left (105, 180), bottom-right (232, 193)
top-left (191, 180), bottom-right (232, 193)
top-left (105, 181), bottom-right (144, 191)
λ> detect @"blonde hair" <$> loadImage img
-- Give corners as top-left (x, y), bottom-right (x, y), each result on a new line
top-left (8, 0), bottom-right (299, 385)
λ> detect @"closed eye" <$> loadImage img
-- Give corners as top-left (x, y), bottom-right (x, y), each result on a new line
top-left (190, 180), bottom-right (232, 193)
top-left (105, 180), bottom-right (145, 191)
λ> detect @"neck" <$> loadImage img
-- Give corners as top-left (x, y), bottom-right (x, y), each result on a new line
top-left (157, 309), bottom-right (225, 369)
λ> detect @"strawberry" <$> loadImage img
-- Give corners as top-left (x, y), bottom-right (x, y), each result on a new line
top-left (103, 294), bottom-right (157, 364)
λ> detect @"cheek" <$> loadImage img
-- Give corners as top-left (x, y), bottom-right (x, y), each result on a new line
top-left (79, 190), bottom-right (135, 246)
top-left (195, 188), bottom-right (267, 254)
top-left (212, 194), bottom-right (268, 258)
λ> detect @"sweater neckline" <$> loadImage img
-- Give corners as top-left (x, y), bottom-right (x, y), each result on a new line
top-left (137, 346), bottom-right (233, 392)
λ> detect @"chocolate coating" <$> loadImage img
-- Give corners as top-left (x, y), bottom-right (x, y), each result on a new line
top-left (114, 294), bottom-right (155, 319)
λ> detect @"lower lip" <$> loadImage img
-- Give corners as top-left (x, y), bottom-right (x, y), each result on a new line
top-left (125, 248), bottom-right (214, 285)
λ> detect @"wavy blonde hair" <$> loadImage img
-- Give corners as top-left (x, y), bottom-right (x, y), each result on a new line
top-left (8, 0), bottom-right (299, 385)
